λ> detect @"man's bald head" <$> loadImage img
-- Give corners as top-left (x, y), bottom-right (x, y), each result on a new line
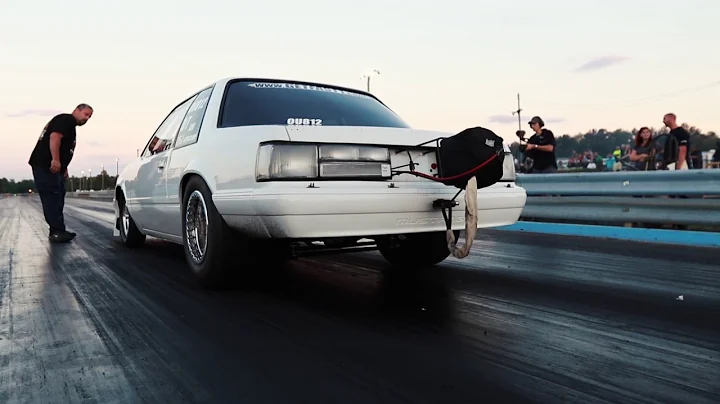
top-left (72, 103), bottom-right (93, 126)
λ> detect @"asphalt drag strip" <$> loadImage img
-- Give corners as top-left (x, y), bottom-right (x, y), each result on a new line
top-left (0, 196), bottom-right (717, 404)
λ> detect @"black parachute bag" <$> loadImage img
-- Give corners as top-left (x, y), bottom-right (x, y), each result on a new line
top-left (437, 126), bottom-right (505, 189)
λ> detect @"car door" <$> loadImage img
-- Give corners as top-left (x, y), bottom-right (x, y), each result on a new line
top-left (132, 96), bottom-right (196, 234)
top-left (164, 86), bottom-right (215, 237)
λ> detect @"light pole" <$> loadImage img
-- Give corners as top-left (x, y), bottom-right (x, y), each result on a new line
top-left (81, 171), bottom-right (84, 190)
top-left (116, 158), bottom-right (119, 177)
top-left (101, 164), bottom-right (105, 190)
top-left (88, 168), bottom-right (92, 190)
top-left (360, 69), bottom-right (380, 92)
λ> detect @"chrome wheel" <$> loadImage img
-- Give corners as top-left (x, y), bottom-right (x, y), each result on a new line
top-left (122, 204), bottom-right (131, 236)
top-left (185, 190), bottom-right (209, 264)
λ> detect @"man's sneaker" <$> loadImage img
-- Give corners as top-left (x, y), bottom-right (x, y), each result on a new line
top-left (49, 231), bottom-right (76, 243)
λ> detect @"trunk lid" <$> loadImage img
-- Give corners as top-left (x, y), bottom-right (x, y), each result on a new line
top-left (284, 125), bottom-right (449, 147)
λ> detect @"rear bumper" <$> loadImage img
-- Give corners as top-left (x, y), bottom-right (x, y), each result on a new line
top-left (213, 182), bottom-right (527, 239)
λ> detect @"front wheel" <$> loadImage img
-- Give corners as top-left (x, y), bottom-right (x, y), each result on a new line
top-left (118, 198), bottom-right (146, 247)
top-left (182, 176), bottom-right (243, 288)
top-left (377, 230), bottom-right (459, 269)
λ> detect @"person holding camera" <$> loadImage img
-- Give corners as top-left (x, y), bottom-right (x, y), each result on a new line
top-left (521, 116), bottom-right (558, 174)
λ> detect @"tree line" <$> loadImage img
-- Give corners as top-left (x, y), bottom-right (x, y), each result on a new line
top-left (509, 123), bottom-right (718, 158)
top-left (0, 171), bottom-right (118, 194)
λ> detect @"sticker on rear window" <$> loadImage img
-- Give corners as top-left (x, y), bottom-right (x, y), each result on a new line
top-left (287, 118), bottom-right (323, 126)
top-left (247, 82), bottom-right (370, 98)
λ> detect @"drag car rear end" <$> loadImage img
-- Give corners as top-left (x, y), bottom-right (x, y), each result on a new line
top-left (113, 77), bottom-right (526, 288)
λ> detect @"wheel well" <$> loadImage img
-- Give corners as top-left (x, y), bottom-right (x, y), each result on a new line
top-left (180, 173), bottom-right (201, 201)
top-left (114, 187), bottom-right (124, 230)
top-left (115, 186), bottom-right (124, 204)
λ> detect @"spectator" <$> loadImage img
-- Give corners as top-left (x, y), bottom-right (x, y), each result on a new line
top-left (524, 116), bottom-right (557, 174)
top-left (662, 113), bottom-right (691, 170)
top-left (689, 147), bottom-right (703, 169)
top-left (629, 127), bottom-right (656, 170)
top-left (605, 153), bottom-right (615, 171)
top-left (622, 143), bottom-right (632, 158)
top-left (593, 152), bottom-right (604, 171)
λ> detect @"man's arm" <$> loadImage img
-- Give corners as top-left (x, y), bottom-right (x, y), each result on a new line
top-left (49, 132), bottom-right (63, 162)
top-left (528, 131), bottom-right (555, 152)
top-left (531, 144), bottom-right (555, 152)
top-left (45, 114), bottom-right (74, 173)
top-left (677, 146), bottom-right (688, 168)
top-left (675, 129), bottom-right (690, 168)
top-left (48, 132), bottom-right (64, 173)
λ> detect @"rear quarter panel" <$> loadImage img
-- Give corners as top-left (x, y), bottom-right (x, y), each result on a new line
top-left (164, 81), bottom-right (292, 213)
top-left (165, 126), bottom-right (292, 203)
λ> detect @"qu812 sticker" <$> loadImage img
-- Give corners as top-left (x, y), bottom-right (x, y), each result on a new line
top-left (287, 118), bottom-right (323, 126)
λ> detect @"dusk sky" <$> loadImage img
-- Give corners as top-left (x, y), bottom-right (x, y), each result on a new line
top-left (1, 0), bottom-right (718, 180)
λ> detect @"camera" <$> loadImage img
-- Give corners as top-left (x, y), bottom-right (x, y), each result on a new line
top-left (516, 130), bottom-right (528, 152)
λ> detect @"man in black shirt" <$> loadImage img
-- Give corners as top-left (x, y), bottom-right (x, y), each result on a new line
top-left (28, 104), bottom-right (94, 242)
top-left (524, 116), bottom-right (558, 173)
top-left (662, 113), bottom-right (691, 170)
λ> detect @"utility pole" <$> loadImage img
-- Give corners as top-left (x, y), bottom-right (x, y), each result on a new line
top-left (510, 93), bottom-right (528, 166)
top-left (511, 93), bottom-right (525, 139)
top-left (361, 69), bottom-right (380, 92)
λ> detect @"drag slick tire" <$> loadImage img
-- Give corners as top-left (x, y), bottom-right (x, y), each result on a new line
top-left (118, 196), bottom-right (146, 247)
top-left (377, 230), bottom-right (460, 269)
top-left (181, 176), bottom-right (240, 289)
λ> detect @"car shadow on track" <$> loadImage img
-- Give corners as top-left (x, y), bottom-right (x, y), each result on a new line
top-left (107, 237), bottom-right (457, 328)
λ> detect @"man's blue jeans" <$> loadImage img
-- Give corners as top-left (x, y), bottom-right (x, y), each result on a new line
top-left (32, 166), bottom-right (67, 234)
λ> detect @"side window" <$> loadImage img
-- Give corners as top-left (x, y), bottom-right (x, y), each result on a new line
top-left (142, 96), bottom-right (196, 158)
top-left (174, 86), bottom-right (213, 149)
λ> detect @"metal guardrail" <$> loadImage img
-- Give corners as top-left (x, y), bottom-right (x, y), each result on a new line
top-left (67, 170), bottom-right (720, 228)
top-left (521, 196), bottom-right (720, 226)
top-left (517, 169), bottom-right (720, 196)
top-left (516, 170), bottom-right (720, 226)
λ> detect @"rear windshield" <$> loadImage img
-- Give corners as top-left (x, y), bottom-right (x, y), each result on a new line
top-left (218, 80), bottom-right (411, 129)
